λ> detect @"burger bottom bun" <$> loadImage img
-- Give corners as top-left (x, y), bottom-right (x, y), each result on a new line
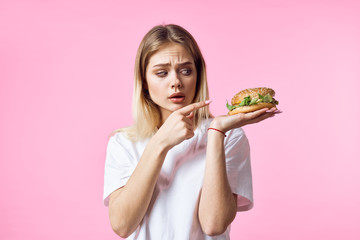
top-left (228, 102), bottom-right (276, 115)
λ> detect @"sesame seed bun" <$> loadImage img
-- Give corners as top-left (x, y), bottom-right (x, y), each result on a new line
top-left (228, 87), bottom-right (277, 115)
top-left (231, 87), bottom-right (275, 105)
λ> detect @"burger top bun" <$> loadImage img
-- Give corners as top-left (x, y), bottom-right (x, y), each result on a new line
top-left (231, 87), bottom-right (275, 105)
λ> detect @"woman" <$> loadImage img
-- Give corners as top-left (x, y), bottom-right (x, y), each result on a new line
top-left (103, 24), bottom-right (279, 239)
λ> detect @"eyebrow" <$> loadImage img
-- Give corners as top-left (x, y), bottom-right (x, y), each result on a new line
top-left (152, 61), bottom-right (194, 68)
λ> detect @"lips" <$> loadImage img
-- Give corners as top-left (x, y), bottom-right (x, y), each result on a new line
top-left (169, 92), bottom-right (185, 103)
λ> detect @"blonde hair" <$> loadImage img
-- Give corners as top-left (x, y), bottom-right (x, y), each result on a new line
top-left (113, 24), bottom-right (211, 140)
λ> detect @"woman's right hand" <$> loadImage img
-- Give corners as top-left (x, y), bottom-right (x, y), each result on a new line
top-left (155, 101), bottom-right (211, 150)
top-left (108, 100), bottom-right (211, 238)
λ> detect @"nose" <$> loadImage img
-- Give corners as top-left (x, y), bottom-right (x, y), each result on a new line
top-left (170, 74), bottom-right (182, 89)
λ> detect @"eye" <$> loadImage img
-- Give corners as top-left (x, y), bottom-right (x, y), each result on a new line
top-left (180, 68), bottom-right (192, 76)
top-left (156, 71), bottom-right (168, 77)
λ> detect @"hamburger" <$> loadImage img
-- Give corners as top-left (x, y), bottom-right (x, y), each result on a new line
top-left (227, 87), bottom-right (279, 115)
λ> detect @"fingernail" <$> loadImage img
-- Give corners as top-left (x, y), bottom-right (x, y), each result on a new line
top-left (274, 110), bottom-right (282, 113)
top-left (205, 100), bottom-right (212, 104)
top-left (266, 109), bottom-right (274, 113)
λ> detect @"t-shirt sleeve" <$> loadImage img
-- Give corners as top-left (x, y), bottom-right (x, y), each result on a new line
top-left (103, 132), bottom-right (135, 207)
top-left (224, 128), bottom-right (253, 211)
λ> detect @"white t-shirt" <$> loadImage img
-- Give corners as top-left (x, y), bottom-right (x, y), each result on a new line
top-left (103, 119), bottom-right (253, 240)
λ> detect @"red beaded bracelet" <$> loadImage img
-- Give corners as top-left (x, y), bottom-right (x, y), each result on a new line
top-left (208, 128), bottom-right (226, 137)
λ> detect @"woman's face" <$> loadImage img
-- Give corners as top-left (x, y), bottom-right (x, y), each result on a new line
top-left (145, 43), bottom-right (197, 124)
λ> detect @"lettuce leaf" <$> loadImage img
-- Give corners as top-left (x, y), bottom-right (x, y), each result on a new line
top-left (249, 97), bottom-right (258, 105)
top-left (226, 100), bottom-right (237, 111)
top-left (259, 93), bottom-right (278, 104)
top-left (239, 96), bottom-right (251, 106)
top-left (227, 93), bottom-right (279, 111)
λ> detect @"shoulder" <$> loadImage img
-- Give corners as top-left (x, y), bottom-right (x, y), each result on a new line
top-left (107, 130), bottom-right (150, 157)
top-left (226, 127), bottom-right (247, 141)
top-left (107, 130), bottom-right (134, 152)
top-left (109, 130), bottom-right (129, 143)
top-left (105, 131), bottom-right (142, 165)
top-left (224, 127), bottom-right (249, 154)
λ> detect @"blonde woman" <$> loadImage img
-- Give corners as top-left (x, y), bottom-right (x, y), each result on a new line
top-left (103, 24), bottom-right (279, 240)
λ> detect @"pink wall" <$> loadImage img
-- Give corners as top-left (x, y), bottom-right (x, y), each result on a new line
top-left (1, 0), bottom-right (359, 239)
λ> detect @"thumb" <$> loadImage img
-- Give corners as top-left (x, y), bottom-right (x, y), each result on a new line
top-left (186, 111), bottom-right (194, 120)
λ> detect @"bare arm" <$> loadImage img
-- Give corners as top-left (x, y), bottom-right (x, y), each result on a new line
top-left (108, 101), bottom-right (210, 238)
top-left (198, 127), bottom-right (238, 236)
top-left (108, 134), bottom-right (169, 238)
top-left (199, 107), bottom-right (280, 236)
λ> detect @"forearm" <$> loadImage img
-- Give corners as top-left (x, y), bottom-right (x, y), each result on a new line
top-left (109, 135), bottom-right (169, 237)
top-left (198, 130), bottom-right (237, 236)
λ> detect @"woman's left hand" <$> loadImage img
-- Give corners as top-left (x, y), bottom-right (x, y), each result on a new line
top-left (210, 107), bottom-right (281, 133)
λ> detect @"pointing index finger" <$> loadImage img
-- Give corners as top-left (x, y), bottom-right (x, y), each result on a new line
top-left (178, 100), bottom-right (212, 115)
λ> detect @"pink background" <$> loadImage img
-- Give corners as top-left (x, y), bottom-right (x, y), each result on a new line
top-left (1, 0), bottom-right (359, 239)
